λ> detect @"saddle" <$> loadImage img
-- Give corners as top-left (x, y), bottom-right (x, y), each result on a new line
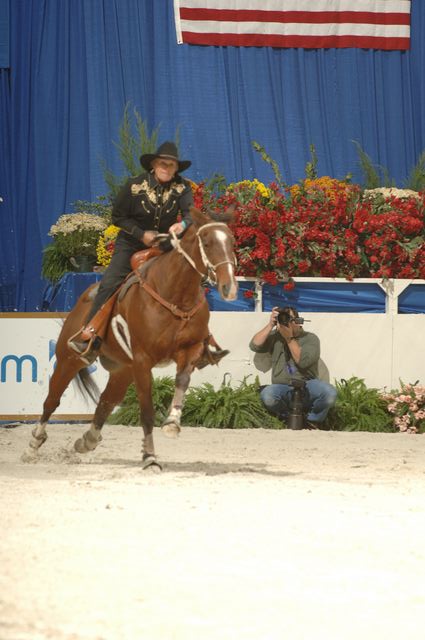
top-left (68, 246), bottom-right (228, 367)
top-left (67, 247), bottom-right (162, 361)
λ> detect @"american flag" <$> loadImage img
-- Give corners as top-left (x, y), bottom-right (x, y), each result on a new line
top-left (174, 0), bottom-right (411, 50)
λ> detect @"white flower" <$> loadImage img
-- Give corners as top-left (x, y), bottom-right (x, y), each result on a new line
top-left (49, 213), bottom-right (107, 237)
top-left (363, 187), bottom-right (420, 201)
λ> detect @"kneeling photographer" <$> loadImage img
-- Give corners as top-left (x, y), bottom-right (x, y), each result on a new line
top-left (249, 306), bottom-right (337, 428)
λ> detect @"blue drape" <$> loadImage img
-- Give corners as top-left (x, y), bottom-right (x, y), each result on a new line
top-left (1, 0), bottom-right (425, 311)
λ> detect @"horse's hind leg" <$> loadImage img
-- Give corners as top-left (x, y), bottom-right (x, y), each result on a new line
top-left (74, 368), bottom-right (132, 454)
top-left (22, 359), bottom-right (84, 461)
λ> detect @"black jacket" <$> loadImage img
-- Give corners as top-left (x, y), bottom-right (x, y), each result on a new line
top-left (112, 171), bottom-right (193, 248)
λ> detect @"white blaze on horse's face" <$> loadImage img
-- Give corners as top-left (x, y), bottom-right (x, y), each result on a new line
top-left (213, 229), bottom-right (238, 300)
top-left (197, 223), bottom-right (238, 301)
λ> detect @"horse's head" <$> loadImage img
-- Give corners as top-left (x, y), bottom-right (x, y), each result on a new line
top-left (189, 205), bottom-right (238, 301)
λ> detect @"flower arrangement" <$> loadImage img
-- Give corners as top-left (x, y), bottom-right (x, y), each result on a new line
top-left (353, 192), bottom-right (425, 278)
top-left (192, 176), bottom-right (425, 286)
top-left (48, 213), bottom-right (107, 258)
top-left (96, 224), bottom-right (120, 267)
top-left (42, 165), bottom-right (425, 287)
top-left (382, 383), bottom-right (425, 433)
top-left (42, 210), bottom-right (109, 282)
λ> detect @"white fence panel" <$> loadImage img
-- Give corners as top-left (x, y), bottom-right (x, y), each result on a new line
top-left (1, 278), bottom-right (424, 418)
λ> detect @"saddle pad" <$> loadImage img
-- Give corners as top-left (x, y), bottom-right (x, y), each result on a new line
top-left (118, 274), bottom-right (139, 302)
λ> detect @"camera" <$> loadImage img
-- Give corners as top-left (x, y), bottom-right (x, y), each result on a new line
top-left (276, 309), bottom-right (305, 327)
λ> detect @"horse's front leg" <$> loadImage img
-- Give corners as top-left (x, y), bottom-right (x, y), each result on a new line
top-left (161, 346), bottom-right (200, 439)
top-left (133, 359), bottom-right (161, 470)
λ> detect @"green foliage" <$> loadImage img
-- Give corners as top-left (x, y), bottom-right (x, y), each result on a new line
top-left (326, 377), bottom-right (394, 433)
top-left (251, 141), bottom-right (290, 191)
top-left (105, 374), bottom-right (416, 433)
top-left (353, 140), bottom-right (425, 190)
top-left (101, 103), bottom-right (180, 198)
top-left (352, 141), bottom-right (383, 188)
top-left (72, 197), bottom-right (112, 223)
top-left (205, 173), bottom-right (229, 196)
top-left (183, 375), bottom-right (282, 428)
top-left (405, 150), bottom-right (425, 191)
top-left (108, 376), bottom-right (175, 427)
top-left (41, 242), bottom-right (74, 282)
top-left (108, 375), bottom-right (282, 429)
top-left (304, 144), bottom-right (318, 180)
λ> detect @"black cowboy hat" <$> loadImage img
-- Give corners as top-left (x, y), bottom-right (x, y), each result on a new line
top-left (140, 141), bottom-right (191, 172)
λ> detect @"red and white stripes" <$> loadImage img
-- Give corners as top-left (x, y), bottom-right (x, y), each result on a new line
top-left (174, 0), bottom-right (411, 50)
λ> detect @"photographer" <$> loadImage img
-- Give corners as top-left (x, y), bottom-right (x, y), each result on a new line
top-left (249, 306), bottom-right (337, 427)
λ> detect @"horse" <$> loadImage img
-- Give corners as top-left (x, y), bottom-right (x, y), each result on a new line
top-left (22, 205), bottom-right (238, 469)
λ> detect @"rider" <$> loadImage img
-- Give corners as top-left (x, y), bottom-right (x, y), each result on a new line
top-left (68, 141), bottom-right (229, 366)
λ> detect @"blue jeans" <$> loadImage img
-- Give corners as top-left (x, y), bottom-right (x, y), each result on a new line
top-left (260, 379), bottom-right (337, 424)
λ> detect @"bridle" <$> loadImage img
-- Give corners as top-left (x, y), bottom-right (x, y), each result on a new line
top-left (170, 222), bottom-right (237, 285)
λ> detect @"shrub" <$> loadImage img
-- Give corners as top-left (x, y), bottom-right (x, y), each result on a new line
top-left (182, 375), bottom-right (282, 428)
top-left (326, 377), bottom-right (394, 432)
top-left (108, 376), bottom-right (175, 427)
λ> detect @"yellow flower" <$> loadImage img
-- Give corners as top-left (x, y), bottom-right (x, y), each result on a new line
top-left (187, 179), bottom-right (198, 193)
top-left (96, 224), bottom-right (120, 266)
top-left (228, 179), bottom-right (272, 200)
top-left (290, 177), bottom-right (350, 201)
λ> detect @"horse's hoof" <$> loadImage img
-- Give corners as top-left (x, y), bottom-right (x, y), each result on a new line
top-left (21, 448), bottom-right (39, 463)
top-left (161, 422), bottom-right (181, 438)
top-left (142, 455), bottom-right (162, 472)
top-left (74, 431), bottom-right (102, 454)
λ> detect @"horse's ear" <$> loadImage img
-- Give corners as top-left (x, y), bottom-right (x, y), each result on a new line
top-left (190, 203), bottom-right (237, 227)
top-left (189, 206), bottom-right (210, 228)
top-left (221, 204), bottom-right (236, 224)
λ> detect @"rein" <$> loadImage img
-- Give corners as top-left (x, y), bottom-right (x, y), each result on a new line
top-left (170, 222), bottom-right (236, 285)
top-left (136, 221), bottom-right (234, 322)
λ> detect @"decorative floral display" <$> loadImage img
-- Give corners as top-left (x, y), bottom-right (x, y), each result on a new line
top-left (382, 383), bottom-right (425, 433)
top-left (96, 224), bottom-right (120, 266)
top-left (192, 178), bottom-right (425, 285)
top-left (48, 213), bottom-right (108, 258)
top-left (44, 177), bottom-right (425, 286)
top-left (353, 193), bottom-right (425, 279)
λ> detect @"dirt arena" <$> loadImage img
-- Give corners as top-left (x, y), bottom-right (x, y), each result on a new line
top-left (1, 423), bottom-right (425, 640)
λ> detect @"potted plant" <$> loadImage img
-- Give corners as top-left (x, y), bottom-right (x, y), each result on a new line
top-left (42, 211), bottom-right (108, 282)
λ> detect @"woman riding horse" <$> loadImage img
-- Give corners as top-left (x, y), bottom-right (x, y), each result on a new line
top-left (69, 141), bottom-right (228, 366)
top-left (23, 203), bottom-right (238, 468)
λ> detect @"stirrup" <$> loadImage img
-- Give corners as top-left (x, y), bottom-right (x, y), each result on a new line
top-left (67, 330), bottom-right (101, 365)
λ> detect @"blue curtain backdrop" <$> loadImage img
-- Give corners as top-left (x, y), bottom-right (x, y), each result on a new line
top-left (1, 0), bottom-right (425, 311)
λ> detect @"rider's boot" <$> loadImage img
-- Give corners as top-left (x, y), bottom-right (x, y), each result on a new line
top-left (67, 293), bottom-right (118, 364)
top-left (68, 329), bottom-right (102, 366)
top-left (195, 334), bottom-right (230, 370)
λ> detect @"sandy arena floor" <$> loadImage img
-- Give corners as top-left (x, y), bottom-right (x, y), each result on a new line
top-left (1, 423), bottom-right (425, 640)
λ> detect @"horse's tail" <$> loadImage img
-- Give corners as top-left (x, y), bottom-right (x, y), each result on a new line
top-left (75, 367), bottom-right (100, 404)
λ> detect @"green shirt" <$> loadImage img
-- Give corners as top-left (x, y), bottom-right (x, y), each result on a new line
top-left (249, 330), bottom-right (320, 384)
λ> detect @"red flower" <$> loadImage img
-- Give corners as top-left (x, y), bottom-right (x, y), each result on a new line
top-left (297, 260), bottom-right (310, 273)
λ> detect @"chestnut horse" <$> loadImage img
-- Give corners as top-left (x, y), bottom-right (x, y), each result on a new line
top-left (23, 206), bottom-right (238, 469)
